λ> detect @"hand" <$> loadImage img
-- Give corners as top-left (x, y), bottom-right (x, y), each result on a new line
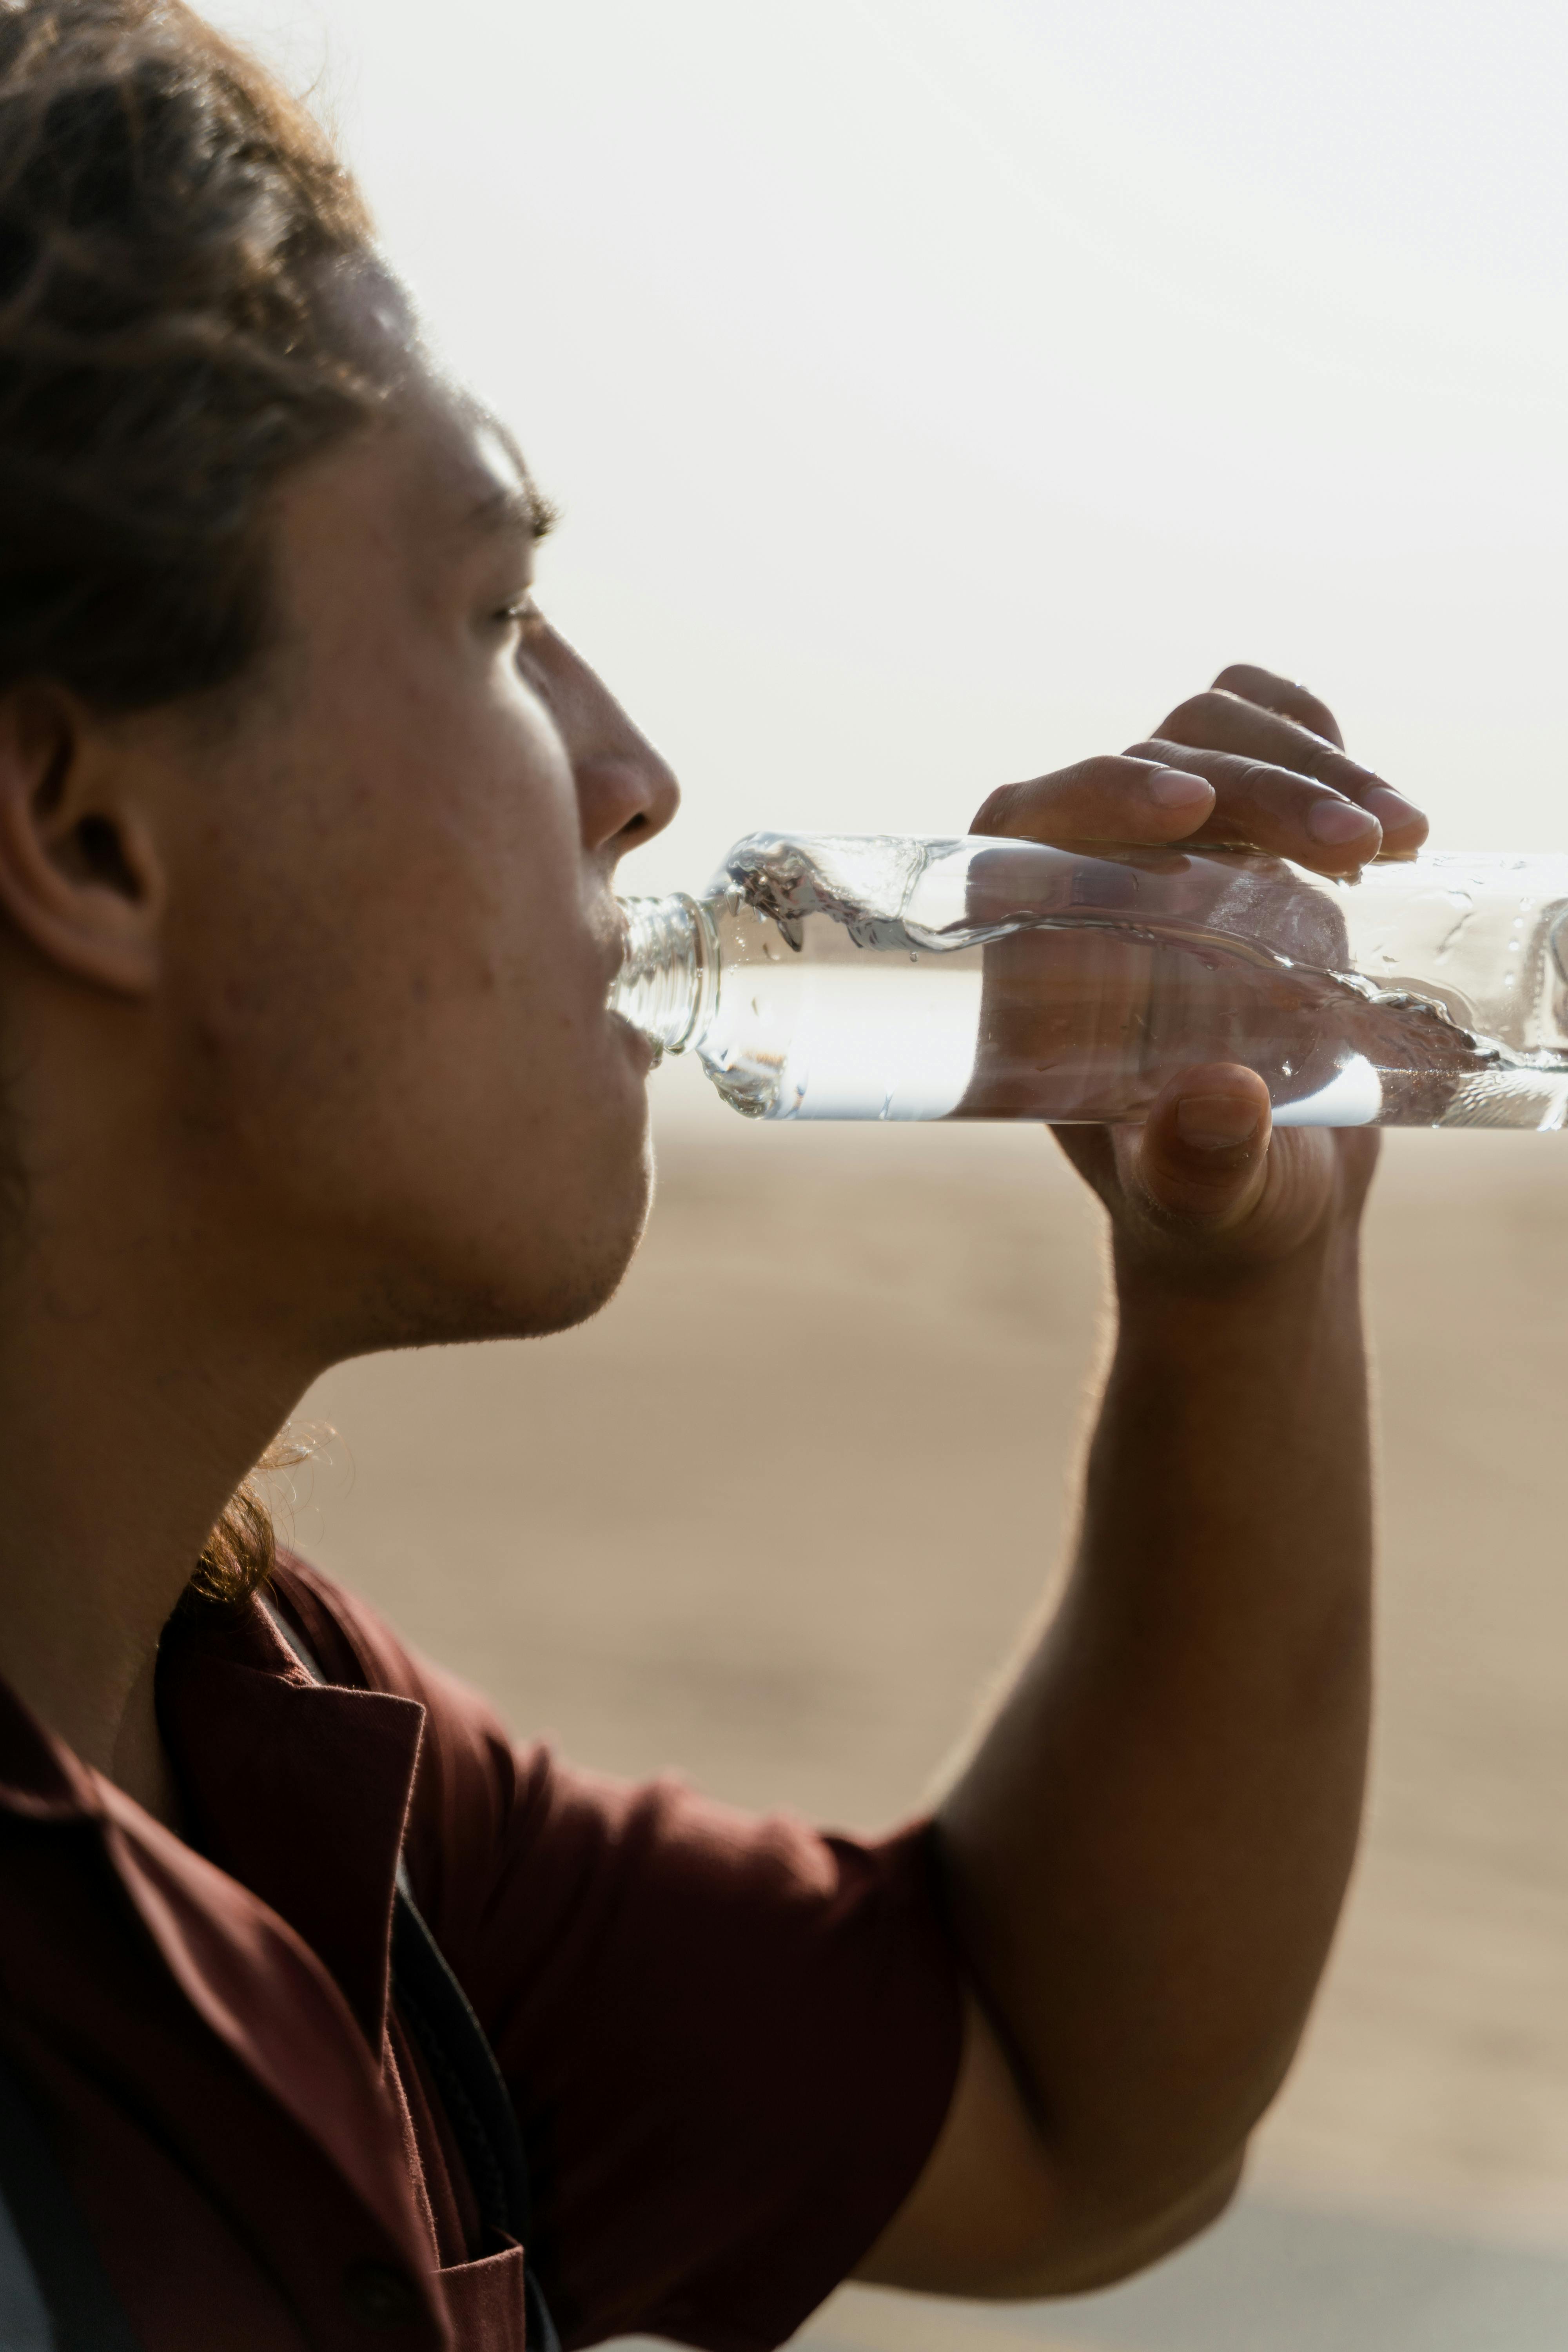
top-left (968, 664), bottom-right (1425, 1273)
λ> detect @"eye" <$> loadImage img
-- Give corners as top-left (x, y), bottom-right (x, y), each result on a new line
top-left (495, 593), bottom-right (554, 703)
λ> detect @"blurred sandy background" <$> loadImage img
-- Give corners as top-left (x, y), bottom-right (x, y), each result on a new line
top-left (287, 1082), bottom-right (1568, 2345)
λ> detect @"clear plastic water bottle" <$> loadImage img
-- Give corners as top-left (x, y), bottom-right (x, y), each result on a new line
top-left (610, 833), bottom-right (1568, 1129)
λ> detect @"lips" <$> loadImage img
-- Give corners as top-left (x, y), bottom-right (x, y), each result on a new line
top-left (610, 1011), bottom-right (659, 1073)
top-left (601, 909), bottom-right (630, 997)
top-left (588, 896), bottom-right (630, 998)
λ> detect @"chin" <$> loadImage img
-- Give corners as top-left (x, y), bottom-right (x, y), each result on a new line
top-left (352, 1128), bottom-right (655, 1355)
top-left (507, 1191), bottom-right (650, 1339)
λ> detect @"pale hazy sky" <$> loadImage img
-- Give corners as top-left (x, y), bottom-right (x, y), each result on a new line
top-left (211, 0), bottom-right (1568, 893)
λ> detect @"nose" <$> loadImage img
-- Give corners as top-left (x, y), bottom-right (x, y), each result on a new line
top-left (578, 739), bottom-right (681, 861)
top-left (533, 623), bottom-right (681, 860)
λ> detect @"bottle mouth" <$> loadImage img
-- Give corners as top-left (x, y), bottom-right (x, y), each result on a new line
top-left (608, 893), bottom-right (718, 1059)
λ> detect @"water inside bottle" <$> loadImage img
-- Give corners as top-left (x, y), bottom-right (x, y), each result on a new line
top-left (688, 846), bottom-right (1568, 1130)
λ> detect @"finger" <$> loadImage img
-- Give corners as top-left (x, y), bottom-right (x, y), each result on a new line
top-left (1126, 1063), bottom-right (1273, 1228)
top-left (1127, 740), bottom-right (1388, 873)
top-left (1209, 664), bottom-right (1345, 750)
top-left (1152, 690), bottom-right (1427, 853)
top-left (973, 755), bottom-right (1214, 844)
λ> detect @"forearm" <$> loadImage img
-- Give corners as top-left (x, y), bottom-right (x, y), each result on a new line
top-left (868, 673), bottom-right (1408, 2293)
top-left (935, 1219), bottom-right (1372, 2235)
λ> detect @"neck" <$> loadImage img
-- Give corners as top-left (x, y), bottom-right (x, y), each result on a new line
top-left (0, 1151), bottom-right (318, 1827)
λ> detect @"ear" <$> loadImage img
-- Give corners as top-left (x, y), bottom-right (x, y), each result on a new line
top-left (0, 688), bottom-right (164, 997)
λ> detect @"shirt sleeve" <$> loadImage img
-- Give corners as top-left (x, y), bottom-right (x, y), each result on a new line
top-left (276, 1558), bottom-right (965, 2352)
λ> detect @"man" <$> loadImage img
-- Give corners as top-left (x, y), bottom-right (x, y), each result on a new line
top-left (0, 2), bottom-right (1428, 2346)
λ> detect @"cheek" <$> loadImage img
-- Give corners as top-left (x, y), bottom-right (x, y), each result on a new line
top-left (163, 619), bottom-right (621, 1225)
top-left (338, 638), bottom-right (587, 958)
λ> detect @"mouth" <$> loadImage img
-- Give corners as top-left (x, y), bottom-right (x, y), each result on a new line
top-left (608, 1005), bottom-right (660, 1076)
top-left (594, 897), bottom-right (630, 995)
top-left (597, 909), bottom-right (659, 1074)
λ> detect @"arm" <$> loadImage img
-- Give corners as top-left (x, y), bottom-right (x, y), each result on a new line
top-left (859, 667), bottom-right (1422, 2297)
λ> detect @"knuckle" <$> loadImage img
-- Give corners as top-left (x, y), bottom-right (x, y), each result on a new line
top-left (1288, 733), bottom-right (1341, 779)
top-left (972, 781), bottom-right (1022, 833)
top-left (1205, 755), bottom-right (1276, 802)
top-left (1162, 691), bottom-right (1225, 737)
top-left (1213, 662), bottom-right (1283, 698)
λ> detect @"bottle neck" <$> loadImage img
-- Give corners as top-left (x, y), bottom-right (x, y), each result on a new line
top-left (609, 893), bottom-right (718, 1058)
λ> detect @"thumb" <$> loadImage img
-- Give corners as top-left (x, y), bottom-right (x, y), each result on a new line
top-left (1123, 1063), bottom-right (1273, 1229)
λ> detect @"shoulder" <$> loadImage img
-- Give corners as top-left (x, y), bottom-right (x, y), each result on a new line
top-left (262, 1557), bottom-right (963, 2347)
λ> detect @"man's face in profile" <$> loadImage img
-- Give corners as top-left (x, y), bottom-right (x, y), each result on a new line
top-left (142, 364), bottom-right (680, 1359)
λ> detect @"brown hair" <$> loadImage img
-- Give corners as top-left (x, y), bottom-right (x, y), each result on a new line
top-left (0, 0), bottom-right (395, 1604)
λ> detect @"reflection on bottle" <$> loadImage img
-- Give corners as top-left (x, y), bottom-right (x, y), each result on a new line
top-left (611, 835), bottom-right (1568, 1131)
top-left (1270, 1056), bottom-right (1382, 1129)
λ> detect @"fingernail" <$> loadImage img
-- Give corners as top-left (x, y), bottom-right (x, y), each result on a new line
top-left (1148, 767), bottom-right (1212, 809)
top-left (1175, 1093), bottom-right (1263, 1151)
top-left (1307, 798), bottom-right (1379, 846)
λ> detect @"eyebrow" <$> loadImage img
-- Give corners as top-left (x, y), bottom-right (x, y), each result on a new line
top-left (462, 408), bottom-right (560, 545)
top-left (463, 478), bottom-right (559, 545)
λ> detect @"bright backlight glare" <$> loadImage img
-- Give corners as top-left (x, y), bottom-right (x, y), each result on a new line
top-left (208, 0), bottom-right (1568, 884)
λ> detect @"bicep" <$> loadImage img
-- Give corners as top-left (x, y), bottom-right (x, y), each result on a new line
top-left (853, 1991), bottom-right (1062, 2296)
top-left (855, 1992), bottom-right (1243, 2299)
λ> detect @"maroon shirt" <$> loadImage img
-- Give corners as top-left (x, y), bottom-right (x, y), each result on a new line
top-left (0, 1555), bottom-right (962, 2350)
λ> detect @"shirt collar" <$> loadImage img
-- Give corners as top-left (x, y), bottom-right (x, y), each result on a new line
top-left (156, 1597), bottom-right (426, 2046)
top-left (0, 1594), bottom-right (426, 2051)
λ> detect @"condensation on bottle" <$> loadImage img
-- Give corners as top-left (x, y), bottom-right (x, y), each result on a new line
top-left (609, 832), bottom-right (1568, 1129)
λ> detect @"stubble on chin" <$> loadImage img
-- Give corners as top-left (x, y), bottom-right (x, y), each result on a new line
top-left (521, 1126), bottom-right (657, 1339)
top-left (335, 1123), bottom-right (658, 1360)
